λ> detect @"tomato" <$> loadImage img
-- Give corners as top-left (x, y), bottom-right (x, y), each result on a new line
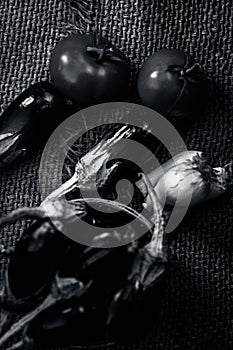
top-left (137, 48), bottom-right (205, 121)
top-left (50, 33), bottom-right (131, 107)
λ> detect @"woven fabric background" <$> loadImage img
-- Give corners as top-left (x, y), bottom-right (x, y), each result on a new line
top-left (0, 0), bottom-right (233, 349)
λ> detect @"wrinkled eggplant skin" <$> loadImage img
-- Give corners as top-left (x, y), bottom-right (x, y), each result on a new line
top-left (1, 219), bottom-right (69, 312)
top-left (0, 81), bottom-right (67, 166)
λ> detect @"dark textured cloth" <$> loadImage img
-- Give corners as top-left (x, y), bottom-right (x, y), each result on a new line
top-left (0, 0), bottom-right (233, 349)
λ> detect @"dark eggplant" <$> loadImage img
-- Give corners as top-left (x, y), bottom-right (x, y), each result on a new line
top-left (0, 81), bottom-right (67, 166)
top-left (0, 218), bottom-right (69, 312)
top-left (22, 238), bottom-right (166, 348)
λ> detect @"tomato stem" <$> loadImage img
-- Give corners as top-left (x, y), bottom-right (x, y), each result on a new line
top-left (87, 34), bottom-right (123, 63)
top-left (167, 62), bottom-right (207, 83)
top-left (86, 46), bottom-right (110, 62)
top-left (168, 63), bottom-right (199, 76)
top-left (183, 62), bottom-right (199, 74)
top-left (86, 46), bottom-right (123, 63)
top-left (86, 32), bottom-right (124, 62)
top-left (88, 31), bottom-right (114, 62)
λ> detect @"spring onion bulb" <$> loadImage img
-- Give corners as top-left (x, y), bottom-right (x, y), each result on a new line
top-left (146, 151), bottom-right (231, 208)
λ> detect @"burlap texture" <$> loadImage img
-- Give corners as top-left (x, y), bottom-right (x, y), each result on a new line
top-left (0, 0), bottom-right (232, 349)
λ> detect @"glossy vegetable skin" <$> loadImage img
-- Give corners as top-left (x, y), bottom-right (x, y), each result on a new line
top-left (0, 219), bottom-right (68, 312)
top-left (50, 34), bottom-right (131, 107)
top-left (137, 48), bottom-right (205, 121)
top-left (0, 82), bottom-right (66, 166)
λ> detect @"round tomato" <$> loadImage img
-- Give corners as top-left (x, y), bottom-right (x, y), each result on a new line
top-left (137, 48), bottom-right (205, 121)
top-left (50, 33), bottom-right (131, 107)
